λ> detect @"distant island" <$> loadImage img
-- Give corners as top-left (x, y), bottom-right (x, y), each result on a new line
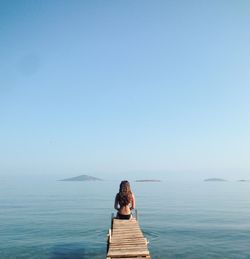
top-left (238, 179), bottom-right (250, 182)
top-left (59, 174), bottom-right (102, 181)
top-left (204, 178), bottom-right (227, 182)
top-left (135, 179), bottom-right (161, 182)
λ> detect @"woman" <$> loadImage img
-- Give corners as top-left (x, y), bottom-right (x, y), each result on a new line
top-left (114, 180), bottom-right (135, 220)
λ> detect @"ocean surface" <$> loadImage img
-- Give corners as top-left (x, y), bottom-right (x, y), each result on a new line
top-left (1, 176), bottom-right (250, 259)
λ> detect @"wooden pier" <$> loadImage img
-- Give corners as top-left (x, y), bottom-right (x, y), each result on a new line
top-left (106, 215), bottom-right (151, 259)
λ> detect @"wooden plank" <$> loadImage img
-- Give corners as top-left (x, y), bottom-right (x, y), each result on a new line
top-left (107, 248), bottom-right (149, 253)
top-left (110, 243), bottom-right (146, 246)
top-left (110, 242), bottom-right (147, 245)
top-left (112, 258), bottom-right (148, 259)
top-left (111, 232), bottom-right (143, 236)
top-left (112, 229), bottom-right (142, 233)
top-left (112, 233), bottom-right (144, 236)
top-left (110, 241), bottom-right (146, 245)
top-left (110, 245), bottom-right (147, 249)
top-left (111, 238), bottom-right (146, 241)
top-left (107, 251), bottom-right (149, 257)
top-left (108, 242), bottom-right (147, 246)
top-left (108, 249), bottom-right (148, 252)
top-left (112, 232), bottom-right (143, 236)
top-left (112, 258), bottom-right (147, 259)
top-left (108, 245), bottom-right (149, 249)
top-left (112, 227), bottom-right (141, 232)
top-left (112, 229), bottom-right (143, 233)
top-left (108, 252), bottom-right (149, 256)
top-left (112, 229), bottom-right (141, 232)
top-left (110, 241), bottom-right (147, 245)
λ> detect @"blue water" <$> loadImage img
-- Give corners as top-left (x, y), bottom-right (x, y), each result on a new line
top-left (1, 176), bottom-right (250, 258)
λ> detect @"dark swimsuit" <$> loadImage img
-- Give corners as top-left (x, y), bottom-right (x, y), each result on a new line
top-left (117, 212), bottom-right (131, 220)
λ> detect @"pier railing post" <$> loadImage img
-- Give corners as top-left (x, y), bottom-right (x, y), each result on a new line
top-left (111, 212), bottom-right (114, 228)
top-left (135, 209), bottom-right (138, 221)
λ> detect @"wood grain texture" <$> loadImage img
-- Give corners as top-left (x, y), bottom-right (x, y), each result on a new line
top-left (106, 218), bottom-right (151, 259)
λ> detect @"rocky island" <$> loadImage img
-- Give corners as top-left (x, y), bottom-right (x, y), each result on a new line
top-left (135, 179), bottom-right (161, 182)
top-left (59, 174), bottom-right (102, 181)
top-left (204, 178), bottom-right (227, 182)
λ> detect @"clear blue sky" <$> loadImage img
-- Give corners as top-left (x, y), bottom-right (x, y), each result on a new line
top-left (1, 1), bottom-right (250, 178)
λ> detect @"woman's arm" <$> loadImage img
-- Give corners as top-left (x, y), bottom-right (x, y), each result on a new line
top-left (114, 194), bottom-right (119, 210)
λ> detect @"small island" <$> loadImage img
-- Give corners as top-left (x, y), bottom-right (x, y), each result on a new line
top-left (238, 179), bottom-right (250, 182)
top-left (135, 179), bottom-right (161, 182)
top-left (204, 178), bottom-right (227, 182)
top-left (59, 174), bottom-right (102, 181)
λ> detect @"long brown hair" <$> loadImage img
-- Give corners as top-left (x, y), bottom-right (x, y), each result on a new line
top-left (117, 180), bottom-right (132, 207)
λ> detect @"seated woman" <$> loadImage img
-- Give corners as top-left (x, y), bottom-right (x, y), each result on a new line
top-left (114, 180), bottom-right (135, 220)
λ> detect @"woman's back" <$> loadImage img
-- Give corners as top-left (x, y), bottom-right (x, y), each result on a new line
top-left (114, 181), bottom-right (135, 219)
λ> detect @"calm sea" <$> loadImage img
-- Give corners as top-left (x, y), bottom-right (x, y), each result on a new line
top-left (1, 176), bottom-right (250, 258)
